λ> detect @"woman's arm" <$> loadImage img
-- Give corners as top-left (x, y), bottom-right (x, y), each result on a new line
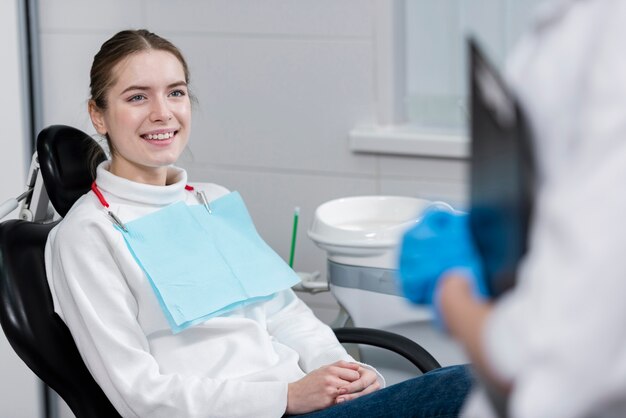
top-left (264, 290), bottom-right (353, 370)
top-left (264, 290), bottom-right (383, 411)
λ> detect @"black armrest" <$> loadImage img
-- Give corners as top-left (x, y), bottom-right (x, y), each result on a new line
top-left (333, 327), bottom-right (441, 374)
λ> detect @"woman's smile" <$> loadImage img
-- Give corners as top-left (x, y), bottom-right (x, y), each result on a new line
top-left (140, 129), bottom-right (179, 145)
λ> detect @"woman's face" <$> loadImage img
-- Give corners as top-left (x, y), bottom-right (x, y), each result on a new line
top-left (90, 49), bottom-right (191, 185)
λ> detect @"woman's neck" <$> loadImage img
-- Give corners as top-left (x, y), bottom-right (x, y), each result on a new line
top-left (109, 160), bottom-right (169, 186)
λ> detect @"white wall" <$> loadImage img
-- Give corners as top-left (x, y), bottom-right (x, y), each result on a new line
top-left (0, 0), bottom-right (41, 417)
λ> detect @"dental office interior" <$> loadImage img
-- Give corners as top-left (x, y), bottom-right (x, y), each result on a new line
top-left (0, 1), bottom-right (542, 417)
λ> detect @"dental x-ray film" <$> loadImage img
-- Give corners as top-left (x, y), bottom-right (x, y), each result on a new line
top-left (468, 38), bottom-right (536, 299)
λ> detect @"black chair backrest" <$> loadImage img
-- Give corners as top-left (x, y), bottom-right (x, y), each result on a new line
top-left (37, 125), bottom-right (107, 217)
top-left (0, 221), bottom-right (121, 418)
top-left (0, 125), bottom-right (120, 418)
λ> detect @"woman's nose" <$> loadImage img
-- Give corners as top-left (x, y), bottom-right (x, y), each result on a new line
top-left (150, 98), bottom-right (173, 122)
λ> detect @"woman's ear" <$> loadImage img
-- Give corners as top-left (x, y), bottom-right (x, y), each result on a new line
top-left (88, 100), bottom-right (107, 135)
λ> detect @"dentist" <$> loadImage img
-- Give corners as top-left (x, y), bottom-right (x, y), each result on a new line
top-left (400, 1), bottom-right (626, 417)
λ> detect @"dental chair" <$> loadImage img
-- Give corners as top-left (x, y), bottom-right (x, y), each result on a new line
top-left (0, 125), bottom-right (118, 417)
top-left (0, 125), bottom-right (440, 418)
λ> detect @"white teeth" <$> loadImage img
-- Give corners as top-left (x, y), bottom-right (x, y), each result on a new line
top-left (145, 132), bottom-right (175, 140)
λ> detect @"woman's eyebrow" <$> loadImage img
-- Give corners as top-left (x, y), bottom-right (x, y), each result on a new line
top-left (168, 81), bottom-right (188, 89)
top-left (120, 85), bottom-right (149, 95)
top-left (120, 81), bottom-right (187, 95)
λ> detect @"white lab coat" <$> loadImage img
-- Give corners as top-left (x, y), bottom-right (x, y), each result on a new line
top-left (463, 0), bottom-right (626, 417)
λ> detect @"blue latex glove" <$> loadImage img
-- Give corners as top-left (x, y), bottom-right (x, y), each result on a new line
top-left (398, 207), bottom-right (488, 309)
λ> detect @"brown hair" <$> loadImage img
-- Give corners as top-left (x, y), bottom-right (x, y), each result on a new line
top-left (90, 29), bottom-right (191, 110)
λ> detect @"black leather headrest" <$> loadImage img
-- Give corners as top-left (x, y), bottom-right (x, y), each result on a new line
top-left (37, 125), bottom-right (107, 217)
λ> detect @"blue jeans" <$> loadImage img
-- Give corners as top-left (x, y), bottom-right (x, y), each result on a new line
top-left (286, 365), bottom-right (472, 418)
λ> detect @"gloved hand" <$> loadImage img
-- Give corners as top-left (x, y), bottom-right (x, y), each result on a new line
top-left (398, 207), bottom-right (488, 309)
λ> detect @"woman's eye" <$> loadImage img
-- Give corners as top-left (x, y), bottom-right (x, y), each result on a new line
top-left (128, 94), bottom-right (146, 102)
top-left (169, 89), bottom-right (186, 97)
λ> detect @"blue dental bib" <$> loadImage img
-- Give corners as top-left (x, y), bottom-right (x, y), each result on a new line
top-left (117, 191), bottom-right (300, 333)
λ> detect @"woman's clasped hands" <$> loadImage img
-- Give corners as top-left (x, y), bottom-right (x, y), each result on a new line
top-left (286, 360), bottom-right (380, 415)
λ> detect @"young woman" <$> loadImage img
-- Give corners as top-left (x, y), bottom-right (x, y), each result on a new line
top-left (45, 29), bottom-right (471, 417)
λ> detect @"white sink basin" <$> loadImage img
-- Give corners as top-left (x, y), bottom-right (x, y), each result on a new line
top-left (308, 196), bottom-right (452, 266)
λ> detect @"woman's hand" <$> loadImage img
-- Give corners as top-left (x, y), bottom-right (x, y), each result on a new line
top-left (286, 361), bottom-right (361, 415)
top-left (334, 365), bottom-right (381, 404)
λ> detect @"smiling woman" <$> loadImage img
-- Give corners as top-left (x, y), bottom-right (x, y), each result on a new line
top-left (88, 33), bottom-right (191, 186)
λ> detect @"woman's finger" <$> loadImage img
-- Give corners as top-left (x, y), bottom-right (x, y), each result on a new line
top-left (330, 365), bottom-right (361, 382)
top-left (331, 360), bottom-right (360, 370)
top-left (339, 368), bottom-right (377, 394)
top-left (336, 381), bottom-right (381, 403)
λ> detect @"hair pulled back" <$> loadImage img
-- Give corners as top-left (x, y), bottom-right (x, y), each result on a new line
top-left (90, 29), bottom-right (190, 110)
